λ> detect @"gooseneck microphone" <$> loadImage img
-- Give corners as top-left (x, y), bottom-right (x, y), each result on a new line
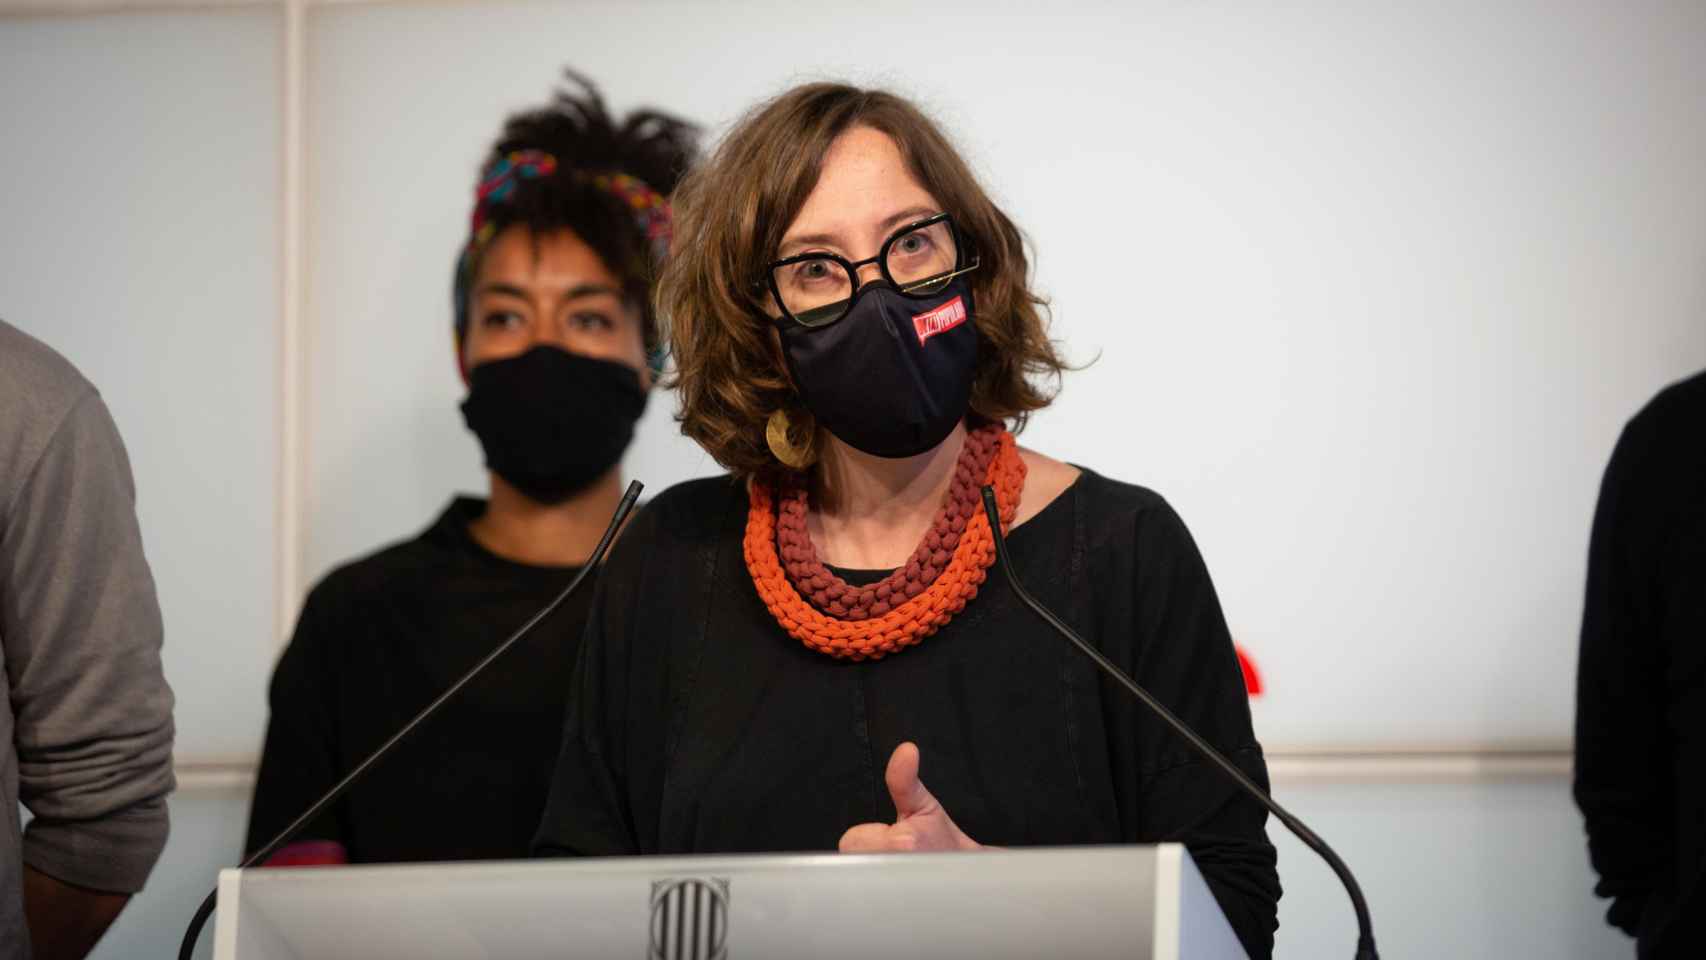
top-left (979, 486), bottom-right (1378, 960)
top-left (175, 480), bottom-right (645, 960)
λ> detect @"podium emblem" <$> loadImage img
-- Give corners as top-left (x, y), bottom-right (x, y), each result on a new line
top-left (649, 877), bottom-right (730, 960)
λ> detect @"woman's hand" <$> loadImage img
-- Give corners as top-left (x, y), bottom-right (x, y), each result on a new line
top-left (838, 742), bottom-right (985, 852)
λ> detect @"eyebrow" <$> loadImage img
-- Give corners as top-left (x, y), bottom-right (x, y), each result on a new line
top-left (473, 281), bottom-right (623, 302)
top-left (779, 205), bottom-right (942, 256)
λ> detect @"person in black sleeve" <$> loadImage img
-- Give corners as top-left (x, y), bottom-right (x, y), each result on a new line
top-left (532, 83), bottom-right (1281, 959)
top-left (1575, 369), bottom-right (1706, 958)
top-left (244, 72), bottom-right (697, 865)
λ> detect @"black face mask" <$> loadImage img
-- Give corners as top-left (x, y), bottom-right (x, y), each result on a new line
top-left (777, 277), bottom-right (979, 459)
top-left (459, 346), bottom-right (648, 504)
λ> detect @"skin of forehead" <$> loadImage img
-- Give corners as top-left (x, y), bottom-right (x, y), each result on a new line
top-left (782, 126), bottom-right (943, 260)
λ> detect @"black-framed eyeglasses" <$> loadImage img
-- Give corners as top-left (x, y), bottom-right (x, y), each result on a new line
top-left (764, 213), bottom-right (980, 329)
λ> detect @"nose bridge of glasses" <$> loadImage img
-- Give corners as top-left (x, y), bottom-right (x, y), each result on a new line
top-left (852, 258), bottom-right (886, 288)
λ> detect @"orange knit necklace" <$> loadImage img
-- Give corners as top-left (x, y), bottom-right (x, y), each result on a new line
top-left (744, 428), bottom-right (1027, 661)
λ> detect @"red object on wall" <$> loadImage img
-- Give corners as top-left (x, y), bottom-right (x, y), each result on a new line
top-left (1235, 645), bottom-right (1263, 696)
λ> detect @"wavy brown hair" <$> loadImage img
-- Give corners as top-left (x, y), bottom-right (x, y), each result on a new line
top-left (660, 83), bottom-right (1067, 478)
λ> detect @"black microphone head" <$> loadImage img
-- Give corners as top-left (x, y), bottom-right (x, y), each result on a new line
top-left (980, 484), bottom-right (1017, 579)
top-left (979, 484), bottom-right (1000, 531)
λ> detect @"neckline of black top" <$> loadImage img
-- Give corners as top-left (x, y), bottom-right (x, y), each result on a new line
top-left (823, 469), bottom-right (1083, 585)
top-left (433, 496), bottom-right (589, 579)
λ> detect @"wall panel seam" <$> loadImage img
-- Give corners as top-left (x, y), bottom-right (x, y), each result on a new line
top-left (173, 748), bottom-right (1577, 791)
top-left (276, 0), bottom-right (307, 645)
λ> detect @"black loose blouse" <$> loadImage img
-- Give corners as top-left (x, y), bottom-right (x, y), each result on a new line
top-left (535, 471), bottom-right (1281, 958)
top-left (247, 498), bottom-right (596, 863)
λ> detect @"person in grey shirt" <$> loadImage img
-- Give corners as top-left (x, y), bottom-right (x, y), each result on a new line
top-left (1, 319), bottom-right (175, 960)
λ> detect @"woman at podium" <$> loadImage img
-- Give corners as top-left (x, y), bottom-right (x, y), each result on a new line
top-left (534, 83), bottom-right (1280, 958)
top-left (244, 73), bottom-right (696, 866)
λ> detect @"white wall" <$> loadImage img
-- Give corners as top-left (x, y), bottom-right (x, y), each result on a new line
top-left (1268, 777), bottom-right (1627, 958)
top-left (4, 2), bottom-right (1699, 958)
top-left (0, 7), bottom-right (282, 762)
top-left (304, 0), bottom-right (1706, 749)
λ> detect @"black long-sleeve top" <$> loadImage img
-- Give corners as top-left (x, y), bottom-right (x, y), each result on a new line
top-left (246, 497), bottom-right (596, 863)
top-left (1575, 370), bottom-right (1706, 958)
top-left (534, 470), bottom-right (1281, 958)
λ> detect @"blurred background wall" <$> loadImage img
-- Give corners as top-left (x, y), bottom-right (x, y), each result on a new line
top-left (4, 1), bottom-right (1705, 956)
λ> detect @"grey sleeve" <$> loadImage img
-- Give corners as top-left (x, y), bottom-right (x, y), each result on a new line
top-left (2, 391), bottom-right (176, 893)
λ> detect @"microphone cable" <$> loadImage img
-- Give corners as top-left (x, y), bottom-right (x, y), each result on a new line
top-left (979, 486), bottom-right (1377, 960)
top-left (174, 480), bottom-right (644, 960)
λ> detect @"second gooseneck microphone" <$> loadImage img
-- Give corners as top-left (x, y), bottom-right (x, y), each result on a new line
top-left (979, 486), bottom-right (1378, 960)
top-left (175, 480), bottom-right (645, 960)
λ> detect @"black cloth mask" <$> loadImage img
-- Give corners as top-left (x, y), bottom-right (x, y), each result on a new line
top-left (778, 277), bottom-right (980, 459)
top-left (460, 346), bottom-right (647, 504)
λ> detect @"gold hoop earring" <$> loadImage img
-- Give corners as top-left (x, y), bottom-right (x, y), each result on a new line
top-left (766, 408), bottom-right (817, 470)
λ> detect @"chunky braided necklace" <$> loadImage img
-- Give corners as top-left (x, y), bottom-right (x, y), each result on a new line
top-left (744, 426), bottom-right (1027, 661)
top-left (775, 423), bottom-right (1004, 619)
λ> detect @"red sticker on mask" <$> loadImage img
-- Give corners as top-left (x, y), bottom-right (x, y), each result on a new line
top-left (912, 296), bottom-right (968, 345)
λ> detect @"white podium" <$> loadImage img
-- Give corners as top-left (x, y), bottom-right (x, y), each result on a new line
top-left (212, 843), bottom-right (1246, 960)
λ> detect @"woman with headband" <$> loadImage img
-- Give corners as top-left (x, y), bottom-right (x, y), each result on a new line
top-left (245, 73), bottom-right (696, 865)
top-left (533, 83), bottom-right (1280, 957)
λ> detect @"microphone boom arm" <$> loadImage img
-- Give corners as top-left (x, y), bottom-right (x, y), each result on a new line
top-left (979, 486), bottom-right (1377, 960)
top-left (175, 480), bottom-right (645, 960)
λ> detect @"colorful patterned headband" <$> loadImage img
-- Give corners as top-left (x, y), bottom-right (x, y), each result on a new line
top-left (472, 149), bottom-right (559, 233)
top-left (577, 170), bottom-right (673, 265)
top-left (455, 151), bottom-right (673, 295)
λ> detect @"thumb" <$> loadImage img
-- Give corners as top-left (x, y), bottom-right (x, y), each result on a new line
top-left (885, 742), bottom-right (937, 819)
